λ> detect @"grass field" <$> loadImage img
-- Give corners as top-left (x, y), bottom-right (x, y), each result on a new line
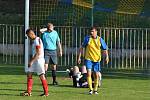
top-left (0, 65), bottom-right (150, 100)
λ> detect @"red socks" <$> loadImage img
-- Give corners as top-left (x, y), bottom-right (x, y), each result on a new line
top-left (27, 77), bottom-right (33, 93)
top-left (27, 77), bottom-right (48, 95)
top-left (41, 79), bottom-right (48, 95)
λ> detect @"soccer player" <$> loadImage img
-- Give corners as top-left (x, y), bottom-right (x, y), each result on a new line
top-left (40, 23), bottom-right (62, 85)
top-left (66, 65), bottom-right (88, 88)
top-left (78, 26), bottom-right (109, 95)
top-left (21, 29), bottom-right (49, 96)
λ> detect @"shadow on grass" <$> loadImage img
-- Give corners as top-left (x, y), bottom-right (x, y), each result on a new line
top-left (0, 88), bottom-right (43, 97)
top-left (103, 75), bottom-right (150, 81)
top-left (0, 88), bottom-right (43, 92)
top-left (49, 89), bottom-right (87, 95)
top-left (0, 65), bottom-right (24, 75)
top-left (0, 88), bottom-right (26, 92)
top-left (57, 84), bottom-right (73, 88)
top-left (0, 93), bottom-right (20, 96)
top-left (0, 81), bottom-right (48, 86)
top-left (0, 82), bottom-right (26, 85)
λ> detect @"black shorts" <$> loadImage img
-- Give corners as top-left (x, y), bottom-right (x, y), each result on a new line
top-left (44, 49), bottom-right (58, 65)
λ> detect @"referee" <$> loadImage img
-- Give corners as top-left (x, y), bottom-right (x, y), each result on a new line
top-left (40, 23), bottom-right (62, 85)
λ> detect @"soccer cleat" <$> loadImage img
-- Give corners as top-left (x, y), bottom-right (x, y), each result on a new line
top-left (40, 93), bottom-right (49, 97)
top-left (52, 81), bottom-right (58, 85)
top-left (20, 91), bottom-right (32, 96)
top-left (89, 90), bottom-right (93, 95)
top-left (93, 91), bottom-right (99, 95)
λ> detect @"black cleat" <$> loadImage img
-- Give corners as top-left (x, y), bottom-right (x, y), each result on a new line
top-left (40, 93), bottom-right (49, 97)
top-left (89, 90), bottom-right (93, 95)
top-left (52, 81), bottom-right (58, 85)
top-left (20, 91), bottom-right (32, 96)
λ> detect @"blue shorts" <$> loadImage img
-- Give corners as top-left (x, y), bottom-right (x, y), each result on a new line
top-left (84, 59), bottom-right (101, 72)
top-left (44, 50), bottom-right (57, 65)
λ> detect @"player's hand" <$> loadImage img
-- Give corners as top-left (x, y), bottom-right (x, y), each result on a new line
top-left (77, 58), bottom-right (81, 64)
top-left (28, 61), bottom-right (33, 68)
top-left (105, 56), bottom-right (109, 64)
top-left (59, 51), bottom-right (62, 57)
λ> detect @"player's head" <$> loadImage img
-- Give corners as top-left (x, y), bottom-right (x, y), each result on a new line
top-left (47, 23), bottom-right (54, 31)
top-left (26, 29), bottom-right (36, 40)
top-left (90, 26), bottom-right (98, 38)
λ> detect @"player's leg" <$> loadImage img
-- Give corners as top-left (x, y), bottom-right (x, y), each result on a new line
top-left (39, 74), bottom-right (49, 96)
top-left (98, 72), bottom-right (102, 87)
top-left (27, 72), bottom-right (33, 94)
top-left (81, 65), bottom-right (87, 74)
top-left (93, 72), bottom-right (99, 94)
top-left (44, 50), bottom-right (50, 78)
top-left (87, 70), bottom-right (93, 94)
top-left (51, 64), bottom-right (58, 85)
top-left (20, 72), bottom-right (33, 96)
top-left (50, 50), bottom-right (58, 85)
top-left (44, 64), bottom-right (49, 78)
top-left (79, 65), bottom-right (88, 87)
top-left (27, 73), bottom-right (33, 94)
top-left (93, 62), bottom-right (101, 94)
top-left (37, 58), bottom-right (49, 96)
top-left (85, 60), bottom-right (93, 94)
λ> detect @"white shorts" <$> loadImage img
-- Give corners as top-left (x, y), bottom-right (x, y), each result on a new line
top-left (25, 58), bottom-right (45, 75)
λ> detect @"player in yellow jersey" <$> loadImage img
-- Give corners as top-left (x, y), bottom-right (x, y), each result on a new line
top-left (78, 27), bottom-right (109, 95)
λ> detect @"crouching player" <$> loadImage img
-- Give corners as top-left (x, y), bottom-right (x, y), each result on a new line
top-left (21, 29), bottom-right (49, 96)
top-left (72, 65), bottom-right (88, 88)
top-left (67, 65), bottom-right (101, 88)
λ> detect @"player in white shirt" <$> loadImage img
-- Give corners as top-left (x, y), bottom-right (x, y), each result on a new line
top-left (21, 29), bottom-right (49, 96)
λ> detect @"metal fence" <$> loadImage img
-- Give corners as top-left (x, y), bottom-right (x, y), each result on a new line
top-left (0, 24), bottom-right (24, 64)
top-left (0, 24), bottom-right (149, 71)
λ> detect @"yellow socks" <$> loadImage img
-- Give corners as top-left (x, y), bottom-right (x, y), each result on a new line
top-left (87, 76), bottom-right (93, 91)
top-left (93, 78), bottom-right (99, 91)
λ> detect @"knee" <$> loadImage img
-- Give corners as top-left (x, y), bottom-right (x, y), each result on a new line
top-left (39, 74), bottom-right (46, 80)
top-left (27, 73), bottom-right (32, 79)
top-left (81, 65), bottom-right (87, 74)
top-left (52, 65), bottom-right (57, 70)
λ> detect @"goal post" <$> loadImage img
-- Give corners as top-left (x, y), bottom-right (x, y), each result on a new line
top-left (25, 0), bottom-right (29, 68)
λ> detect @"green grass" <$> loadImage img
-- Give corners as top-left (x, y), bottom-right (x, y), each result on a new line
top-left (0, 65), bottom-right (150, 100)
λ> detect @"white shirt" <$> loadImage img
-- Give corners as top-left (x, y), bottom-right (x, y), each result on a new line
top-left (32, 37), bottom-right (44, 59)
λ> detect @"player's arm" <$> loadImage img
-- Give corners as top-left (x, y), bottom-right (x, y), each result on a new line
top-left (28, 45), bottom-right (41, 67)
top-left (100, 38), bottom-right (109, 64)
top-left (77, 46), bottom-right (83, 64)
top-left (103, 50), bottom-right (109, 64)
top-left (57, 41), bottom-right (62, 56)
top-left (39, 28), bottom-right (47, 34)
top-left (78, 36), bottom-right (89, 64)
top-left (57, 33), bottom-right (62, 56)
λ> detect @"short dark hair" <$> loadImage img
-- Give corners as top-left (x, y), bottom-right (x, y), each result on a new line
top-left (90, 26), bottom-right (97, 31)
top-left (47, 23), bottom-right (53, 26)
top-left (26, 28), bottom-right (32, 35)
